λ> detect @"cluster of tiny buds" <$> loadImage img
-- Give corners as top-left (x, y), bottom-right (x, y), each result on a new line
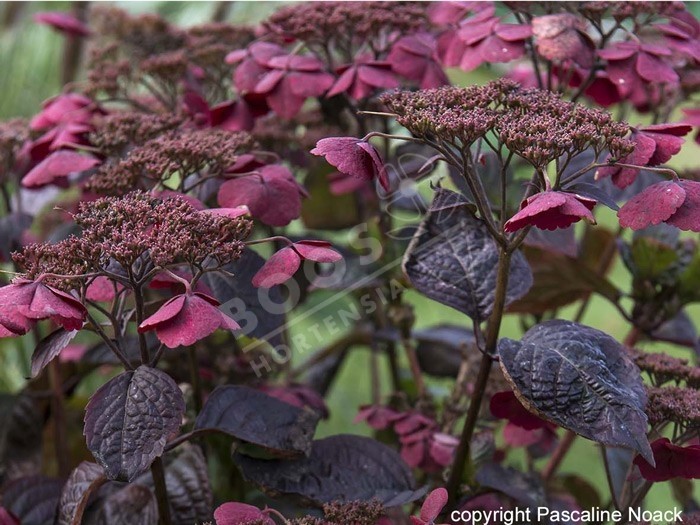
top-left (14, 192), bottom-right (252, 286)
top-left (89, 112), bottom-right (182, 157)
top-left (645, 385), bottom-right (700, 428)
top-left (263, 1), bottom-right (428, 46)
top-left (631, 349), bottom-right (700, 388)
top-left (578, 0), bottom-right (685, 19)
top-left (381, 79), bottom-right (633, 169)
top-left (87, 128), bottom-right (256, 195)
top-left (380, 80), bottom-right (518, 144)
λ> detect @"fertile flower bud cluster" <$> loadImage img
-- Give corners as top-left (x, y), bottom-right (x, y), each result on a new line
top-left (381, 80), bottom-right (633, 169)
top-left (14, 192), bottom-right (252, 285)
top-left (263, 1), bottom-right (428, 46)
top-left (380, 80), bottom-right (518, 144)
top-left (496, 87), bottom-right (633, 168)
top-left (87, 128), bottom-right (256, 194)
top-left (645, 386), bottom-right (700, 428)
top-left (89, 112), bottom-right (182, 157)
top-left (632, 350), bottom-right (700, 388)
top-left (86, 7), bottom-right (254, 104)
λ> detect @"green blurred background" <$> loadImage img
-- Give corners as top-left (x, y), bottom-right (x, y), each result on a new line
top-left (0, 0), bottom-right (698, 515)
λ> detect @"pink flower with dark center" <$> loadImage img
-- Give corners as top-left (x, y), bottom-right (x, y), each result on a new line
top-left (633, 438), bottom-right (700, 482)
top-left (532, 13), bottom-right (594, 68)
top-left (598, 42), bottom-right (679, 103)
top-left (354, 405), bottom-right (404, 430)
top-left (454, 8), bottom-right (532, 71)
top-left (504, 190), bottom-right (596, 233)
top-left (0, 279), bottom-right (86, 335)
top-left (311, 137), bottom-right (390, 191)
top-left (387, 34), bottom-right (449, 89)
top-left (214, 502), bottom-right (274, 525)
top-left (217, 165), bottom-right (307, 227)
top-left (253, 54), bottom-right (334, 119)
top-left (410, 488), bottom-right (449, 525)
top-left (596, 123), bottom-right (691, 188)
top-left (252, 241), bottom-right (342, 288)
top-left (327, 56), bottom-right (399, 100)
top-left (617, 178), bottom-right (700, 232)
top-left (34, 11), bottom-right (91, 37)
top-left (22, 150), bottom-right (100, 188)
top-left (227, 41), bottom-right (287, 94)
top-left (138, 292), bottom-right (239, 348)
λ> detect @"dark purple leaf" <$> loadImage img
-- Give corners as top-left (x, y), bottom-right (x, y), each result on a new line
top-left (414, 325), bottom-right (477, 377)
top-left (559, 474), bottom-right (601, 511)
top-left (498, 320), bottom-right (653, 463)
top-left (205, 251), bottom-right (286, 348)
top-left (604, 446), bottom-right (644, 504)
top-left (508, 228), bottom-right (620, 315)
top-left (57, 462), bottom-right (106, 525)
top-left (234, 435), bottom-right (425, 507)
top-left (83, 366), bottom-right (185, 482)
top-left (475, 463), bottom-right (545, 508)
top-left (194, 385), bottom-right (319, 457)
top-left (524, 226), bottom-right (577, 258)
top-left (403, 188), bottom-right (532, 322)
top-left (97, 484), bottom-right (157, 525)
top-left (135, 445), bottom-right (212, 525)
top-left (0, 393), bottom-right (43, 481)
top-left (651, 310), bottom-right (698, 348)
top-left (31, 327), bottom-right (78, 378)
top-left (3, 476), bottom-right (63, 525)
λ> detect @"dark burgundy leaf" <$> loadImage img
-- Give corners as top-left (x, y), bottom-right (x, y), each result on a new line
top-left (524, 226), bottom-right (577, 258)
top-left (83, 366), bottom-right (185, 482)
top-left (205, 251), bottom-right (286, 348)
top-left (403, 189), bottom-right (532, 322)
top-left (97, 484), bottom-right (157, 525)
top-left (194, 385), bottom-right (319, 457)
top-left (559, 474), bottom-right (601, 511)
top-left (475, 463), bottom-right (546, 508)
top-left (234, 435), bottom-right (425, 507)
top-left (498, 320), bottom-right (653, 463)
top-left (3, 476), bottom-right (63, 525)
top-left (31, 327), bottom-right (78, 378)
top-left (57, 462), bottom-right (106, 525)
top-left (0, 393), bottom-right (43, 481)
top-left (508, 227), bottom-right (620, 315)
top-left (414, 325), bottom-right (477, 378)
top-left (603, 446), bottom-right (645, 505)
top-left (490, 391), bottom-right (550, 430)
top-left (135, 445), bottom-right (212, 525)
top-left (650, 310), bottom-right (698, 348)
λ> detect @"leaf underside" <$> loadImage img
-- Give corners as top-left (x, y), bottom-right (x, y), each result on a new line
top-left (403, 188), bottom-right (532, 322)
top-left (234, 434), bottom-right (425, 507)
